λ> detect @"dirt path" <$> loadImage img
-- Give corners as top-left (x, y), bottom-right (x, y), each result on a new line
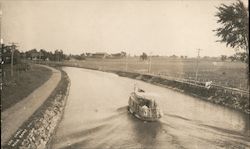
top-left (1, 64), bottom-right (61, 146)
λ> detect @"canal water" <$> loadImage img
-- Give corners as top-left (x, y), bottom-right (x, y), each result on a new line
top-left (51, 67), bottom-right (250, 149)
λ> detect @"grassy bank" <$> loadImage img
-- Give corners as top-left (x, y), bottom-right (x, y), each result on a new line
top-left (1, 64), bottom-right (52, 111)
top-left (3, 67), bottom-right (70, 148)
top-left (114, 71), bottom-right (249, 114)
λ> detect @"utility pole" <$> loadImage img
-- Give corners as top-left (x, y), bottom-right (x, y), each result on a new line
top-left (195, 49), bottom-right (202, 83)
top-left (0, 8), bottom-right (2, 43)
top-left (0, 39), bottom-right (3, 91)
top-left (39, 50), bottom-right (41, 64)
top-left (0, 9), bottom-right (3, 91)
top-left (148, 52), bottom-right (152, 73)
top-left (9, 42), bottom-right (18, 77)
top-left (125, 53), bottom-right (128, 72)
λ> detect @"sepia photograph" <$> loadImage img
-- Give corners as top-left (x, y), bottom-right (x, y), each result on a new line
top-left (0, 0), bottom-right (249, 148)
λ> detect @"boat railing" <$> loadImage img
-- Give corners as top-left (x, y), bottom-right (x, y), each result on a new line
top-left (139, 106), bottom-right (159, 117)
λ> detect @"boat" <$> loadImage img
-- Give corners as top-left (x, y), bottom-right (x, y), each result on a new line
top-left (128, 85), bottom-right (162, 121)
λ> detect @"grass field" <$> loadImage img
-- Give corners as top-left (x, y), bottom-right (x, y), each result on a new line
top-left (55, 57), bottom-right (248, 91)
top-left (1, 64), bottom-right (52, 111)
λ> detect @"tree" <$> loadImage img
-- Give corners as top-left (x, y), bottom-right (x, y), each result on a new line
top-left (2, 45), bottom-right (21, 64)
top-left (54, 49), bottom-right (64, 61)
top-left (214, 0), bottom-right (249, 76)
top-left (169, 54), bottom-right (178, 59)
top-left (221, 55), bottom-right (227, 61)
top-left (121, 51), bottom-right (126, 57)
top-left (215, 0), bottom-right (249, 50)
top-left (229, 55), bottom-right (237, 62)
top-left (39, 49), bottom-right (49, 60)
top-left (229, 52), bottom-right (248, 62)
top-left (140, 52), bottom-right (148, 61)
top-left (26, 49), bottom-right (38, 60)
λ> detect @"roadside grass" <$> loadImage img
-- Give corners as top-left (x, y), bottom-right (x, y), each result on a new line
top-left (1, 64), bottom-right (52, 111)
top-left (53, 57), bottom-right (248, 90)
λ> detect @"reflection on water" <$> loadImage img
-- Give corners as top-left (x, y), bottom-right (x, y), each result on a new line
top-left (51, 67), bottom-right (250, 149)
top-left (127, 110), bottom-right (162, 148)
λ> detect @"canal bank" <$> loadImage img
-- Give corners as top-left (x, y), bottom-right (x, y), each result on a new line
top-left (113, 71), bottom-right (250, 114)
top-left (2, 67), bottom-right (70, 148)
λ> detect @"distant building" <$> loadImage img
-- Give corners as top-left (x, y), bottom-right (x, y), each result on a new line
top-left (110, 52), bottom-right (126, 59)
top-left (85, 53), bottom-right (93, 57)
top-left (30, 51), bottom-right (40, 60)
top-left (91, 52), bottom-right (109, 59)
top-left (169, 55), bottom-right (178, 59)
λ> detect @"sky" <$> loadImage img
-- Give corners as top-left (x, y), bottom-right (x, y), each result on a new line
top-left (0, 0), bottom-right (248, 57)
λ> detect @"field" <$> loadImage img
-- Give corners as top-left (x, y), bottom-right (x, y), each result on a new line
top-left (1, 64), bottom-right (52, 111)
top-left (40, 57), bottom-right (248, 91)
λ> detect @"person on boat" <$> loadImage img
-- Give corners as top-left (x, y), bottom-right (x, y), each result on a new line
top-left (141, 105), bottom-right (148, 116)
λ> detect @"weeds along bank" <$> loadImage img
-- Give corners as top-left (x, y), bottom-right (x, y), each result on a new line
top-left (2, 68), bottom-right (70, 149)
top-left (114, 71), bottom-right (250, 114)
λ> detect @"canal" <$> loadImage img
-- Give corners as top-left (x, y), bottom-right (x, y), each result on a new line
top-left (51, 67), bottom-right (250, 149)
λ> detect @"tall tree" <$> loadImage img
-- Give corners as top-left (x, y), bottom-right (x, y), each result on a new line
top-left (214, 0), bottom-right (249, 76)
top-left (215, 0), bottom-right (249, 50)
top-left (221, 55), bottom-right (227, 61)
top-left (140, 52), bottom-right (148, 61)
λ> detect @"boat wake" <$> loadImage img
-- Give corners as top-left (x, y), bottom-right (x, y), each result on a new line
top-left (52, 106), bottom-right (174, 149)
top-left (53, 106), bottom-right (250, 149)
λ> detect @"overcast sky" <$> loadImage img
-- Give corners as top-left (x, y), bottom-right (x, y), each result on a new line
top-left (0, 0), bottom-right (248, 57)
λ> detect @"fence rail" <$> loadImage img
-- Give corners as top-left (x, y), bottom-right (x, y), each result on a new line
top-left (140, 72), bottom-right (249, 95)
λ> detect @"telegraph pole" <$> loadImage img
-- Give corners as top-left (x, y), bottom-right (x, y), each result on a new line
top-left (9, 42), bottom-right (18, 77)
top-left (0, 8), bottom-right (2, 42)
top-left (195, 49), bottom-right (202, 83)
top-left (0, 9), bottom-right (3, 91)
top-left (148, 52), bottom-right (152, 73)
top-left (125, 53), bottom-right (128, 71)
top-left (0, 39), bottom-right (3, 91)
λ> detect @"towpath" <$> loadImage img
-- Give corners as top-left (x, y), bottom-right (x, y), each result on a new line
top-left (1, 64), bottom-right (61, 146)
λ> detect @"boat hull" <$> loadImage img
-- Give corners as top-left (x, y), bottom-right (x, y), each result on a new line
top-left (128, 106), bottom-right (161, 122)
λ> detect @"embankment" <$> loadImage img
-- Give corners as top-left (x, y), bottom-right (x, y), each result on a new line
top-left (113, 71), bottom-right (250, 114)
top-left (2, 68), bottom-right (70, 149)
